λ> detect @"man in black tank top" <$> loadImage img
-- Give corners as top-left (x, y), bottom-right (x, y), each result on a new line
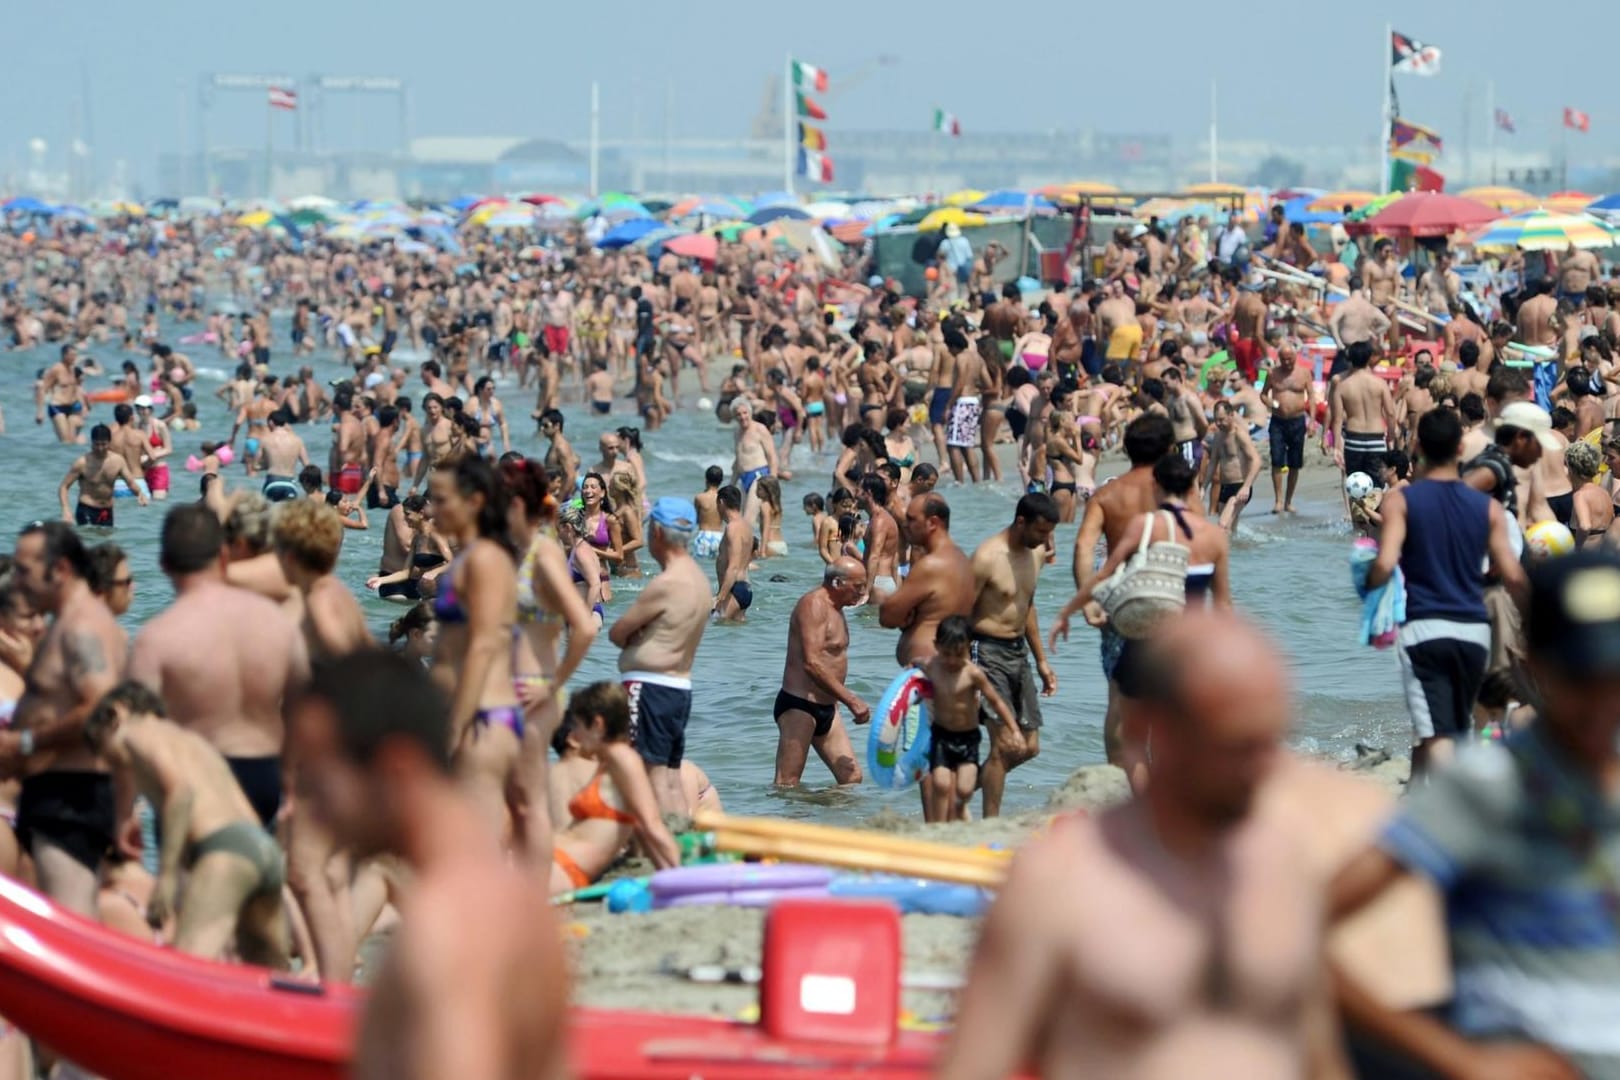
top-left (1368, 409), bottom-right (1528, 774)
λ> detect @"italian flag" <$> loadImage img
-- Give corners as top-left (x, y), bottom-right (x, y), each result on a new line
top-left (933, 108), bottom-right (961, 137)
top-left (796, 92), bottom-right (827, 121)
top-left (798, 148), bottom-right (835, 184)
top-left (792, 59), bottom-right (828, 93)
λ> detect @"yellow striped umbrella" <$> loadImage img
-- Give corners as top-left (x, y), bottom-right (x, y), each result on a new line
top-left (1469, 209), bottom-right (1619, 252)
top-left (1459, 186), bottom-right (1536, 212)
top-left (1545, 191), bottom-right (1596, 213)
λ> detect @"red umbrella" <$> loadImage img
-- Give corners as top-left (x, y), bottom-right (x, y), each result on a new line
top-left (519, 193), bottom-right (563, 206)
top-left (1345, 192), bottom-right (1498, 237)
top-left (663, 232), bottom-right (718, 263)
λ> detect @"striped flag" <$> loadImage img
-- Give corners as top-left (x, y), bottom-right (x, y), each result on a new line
top-left (795, 92), bottom-right (826, 121)
top-left (1494, 108), bottom-right (1515, 134)
top-left (268, 86), bottom-right (298, 111)
top-left (932, 108), bottom-right (961, 137)
top-left (797, 148), bottom-right (834, 184)
top-left (792, 59), bottom-right (828, 94)
top-left (799, 123), bottom-right (826, 152)
top-left (1565, 107), bottom-right (1590, 133)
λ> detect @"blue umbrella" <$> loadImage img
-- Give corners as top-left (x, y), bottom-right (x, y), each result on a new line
top-left (1281, 196), bottom-right (1342, 225)
top-left (447, 195), bottom-right (480, 212)
top-left (597, 218), bottom-right (663, 249)
top-left (2, 196), bottom-right (52, 214)
top-left (971, 190), bottom-right (1057, 213)
top-left (754, 191), bottom-right (798, 209)
top-left (1589, 193), bottom-right (1620, 214)
top-left (748, 205), bottom-right (811, 225)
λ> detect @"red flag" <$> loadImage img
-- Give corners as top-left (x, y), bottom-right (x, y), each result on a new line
top-left (268, 87), bottom-right (298, 111)
top-left (1564, 107), bottom-right (1590, 133)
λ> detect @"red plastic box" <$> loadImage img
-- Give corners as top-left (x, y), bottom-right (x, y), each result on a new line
top-left (760, 899), bottom-right (901, 1046)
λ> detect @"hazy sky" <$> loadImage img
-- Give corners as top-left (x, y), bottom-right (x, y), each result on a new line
top-left (3, 0), bottom-right (1613, 183)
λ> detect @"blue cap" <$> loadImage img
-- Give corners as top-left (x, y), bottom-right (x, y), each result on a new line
top-left (648, 496), bottom-right (697, 532)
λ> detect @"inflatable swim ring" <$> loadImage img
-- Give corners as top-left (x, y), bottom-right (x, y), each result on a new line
top-left (178, 332), bottom-right (219, 346)
top-left (87, 388), bottom-right (130, 404)
top-left (866, 668), bottom-right (933, 791)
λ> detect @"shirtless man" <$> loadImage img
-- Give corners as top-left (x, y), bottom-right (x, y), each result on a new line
top-left (259, 409), bottom-right (310, 501)
top-left (879, 494), bottom-right (974, 666)
top-left (861, 474), bottom-right (902, 601)
top-left (536, 410), bottom-right (578, 491)
top-left (1515, 278), bottom-right (1560, 350)
top-left (942, 328), bottom-right (993, 483)
top-left (1558, 242), bottom-right (1602, 306)
top-left (419, 360), bottom-right (455, 399)
top-left (1259, 345), bottom-right (1316, 512)
top-left (368, 406), bottom-right (402, 510)
top-left (1330, 342), bottom-right (1398, 488)
top-left (584, 359), bottom-right (614, 415)
top-left (291, 652), bottom-right (568, 1080)
top-left (712, 486), bottom-right (753, 623)
top-left (942, 613), bottom-right (1348, 1080)
top-left (59, 422), bottom-right (147, 528)
top-left (730, 399), bottom-right (779, 524)
top-left (36, 344), bottom-right (86, 444)
top-left (608, 498), bottom-right (713, 816)
top-left (1207, 400), bottom-right (1263, 533)
top-left (1230, 285), bottom-right (1269, 384)
top-left (1163, 366), bottom-right (1209, 477)
top-left (774, 558), bottom-right (870, 788)
top-left (1330, 276), bottom-right (1392, 375)
top-left (109, 403), bottom-right (152, 496)
top-left (1417, 251), bottom-right (1460, 317)
top-left (232, 386), bottom-right (276, 477)
top-left (414, 394), bottom-right (455, 492)
top-left (129, 505), bottom-right (308, 828)
top-left (1363, 239), bottom-right (1402, 347)
top-left (86, 681), bottom-right (288, 966)
top-left (970, 494), bottom-right (1058, 818)
top-left (3, 523), bottom-right (127, 916)
top-left (925, 330), bottom-right (960, 466)
top-left (274, 500), bottom-right (372, 661)
top-left (1051, 414), bottom-right (1175, 765)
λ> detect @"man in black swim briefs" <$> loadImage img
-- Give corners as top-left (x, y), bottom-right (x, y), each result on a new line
top-left (774, 557), bottom-right (871, 787)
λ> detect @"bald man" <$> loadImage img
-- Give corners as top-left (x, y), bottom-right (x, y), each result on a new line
top-left (774, 557), bottom-right (871, 787)
top-left (943, 612), bottom-right (1350, 1080)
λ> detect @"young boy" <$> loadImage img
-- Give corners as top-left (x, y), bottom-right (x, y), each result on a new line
top-left (920, 616), bottom-right (1017, 823)
top-left (803, 492), bottom-right (831, 563)
top-left (86, 681), bottom-right (289, 966)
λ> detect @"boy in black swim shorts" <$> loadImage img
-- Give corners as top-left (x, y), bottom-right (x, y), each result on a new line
top-left (921, 617), bottom-right (1017, 823)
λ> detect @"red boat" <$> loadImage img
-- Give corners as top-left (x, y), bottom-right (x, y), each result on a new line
top-left (0, 877), bottom-right (956, 1079)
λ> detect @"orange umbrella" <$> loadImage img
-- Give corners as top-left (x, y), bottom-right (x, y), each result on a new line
top-left (1459, 186), bottom-right (1535, 212)
top-left (1545, 191), bottom-right (1595, 213)
top-left (1308, 190), bottom-right (1378, 212)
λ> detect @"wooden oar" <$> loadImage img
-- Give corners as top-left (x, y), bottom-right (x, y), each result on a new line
top-left (694, 811), bottom-right (1011, 868)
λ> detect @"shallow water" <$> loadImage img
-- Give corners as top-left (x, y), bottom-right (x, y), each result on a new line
top-left (2, 314), bottom-right (1411, 826)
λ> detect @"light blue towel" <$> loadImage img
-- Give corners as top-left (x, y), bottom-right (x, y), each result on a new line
top-left (1349, 541), bottom-right (1405, 649)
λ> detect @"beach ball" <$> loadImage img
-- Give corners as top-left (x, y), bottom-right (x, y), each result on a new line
top-left (1344, 472), bottom-right (1375, 500)
top-left (1525, 520), bottom-right (1576, 560)
top-left (696, 397), bottom-right (713, 411)
top-left (925, 267), bottom-right (938, 281)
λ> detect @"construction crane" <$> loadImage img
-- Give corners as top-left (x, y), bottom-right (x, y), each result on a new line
top-left (749, 55), bottom-right (899, 140)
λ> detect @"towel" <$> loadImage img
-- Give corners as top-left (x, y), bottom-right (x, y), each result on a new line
top-left (1349, 538), bottom-right (1405, 650)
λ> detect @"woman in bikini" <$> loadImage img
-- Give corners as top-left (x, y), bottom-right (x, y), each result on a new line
top-left (501, 458), bottom-right (599, 871)
top-left (547, 683), bottom-right (692, 895)
top-left (1045, 403), bottom-right (1085, 523)
top-left (579, 472), bottom-right (623, 600)
top-left (558, 506), bottom-right (606, 628)
top-left (608, 470), bottom-right (646, 577)
top-left (883, 407), bottom-right (918, 486)
top-left (756, 476), bottom-right (788, 557)
top-left (428, 456), bottom-right (525, 844)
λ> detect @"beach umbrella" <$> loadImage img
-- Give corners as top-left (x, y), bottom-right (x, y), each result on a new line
top-left (2, 196), bottom-right (52, 214)
top-left (917, 207), bottom-right (988, 232)
top-left (672, 198), bottom-right (747, 220)
top-left (804, 200), bottom-right (853, 220)
top-left (1589, 193), bottom-right (1620, 215)
top-left (663, 233), bottom-right (719, 262)
top-left (641, 198), bottom-right (675, 215)
top-left (826, 220), bottom-right (870, 245)
top-left (633, 226), bottom-right (684, 250)
top-left (447, 195), bottom-right (480, 212)
top-left (518, 193), bottom-right (564, 206)
top-left (288, 207), bottom-right (334, 226)
top-left (942, 189), bottom-right (987, 207)
top-left (1545, 191), bottom-right (1596, 214)
top-left (753, 191), bottom-right (798, 209)
top-left (1307, 190), bottom-right (1379, 213)
top-left (1281, 196), bottom-right (1342, 225)
top-left (597, 218), bottom-right (662, 249)
top-left (484, 207), bottom-right (539, 231)
top-left (971, 190), bottom-right (1056, 214)
top-left (1182, 182), bottom-right (1248, 199)
top-left (849, 199), bottom-right (896, 220)
top-left (287, 195), bottom-right (338, 212)
top-left (1458, 186), bottom-right (1535, 212)
top-left (1343, 192), bottom-right (1407, 224)
top-left (179, 196), bottom-right (224, 215)
top-left (1345, 192), bottom-right (1497, 237)
top-left (235, 209), bottom-right (274, 229)
top-left (748, 205), bottom-right (811, 224)
top-left (394, 239), bottom-right (434, 255)
top-left (1044, 181), bottom-right (1134, 208)
top-left (1469, 209), bottom-right (1619, 252)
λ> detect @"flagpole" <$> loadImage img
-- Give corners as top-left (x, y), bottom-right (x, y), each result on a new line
top-left (1378, 23), bottom-right (1391, 195)
top-left (1209, 78), bottom-right (1218, 183)
top-left (589, 81), bottom-right (600, 199)
top-left (265, 99), bottom-right (273, 200)
top-left (783, 54), bottom-right (795, 196)
top-left (1561, 114), bottom-right (1569, 192)
top-left (1486, 80), bottom-right (1497, 185)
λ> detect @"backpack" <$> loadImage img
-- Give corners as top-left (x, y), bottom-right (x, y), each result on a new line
top-left (1090, 511), bottom-right (1190, 638)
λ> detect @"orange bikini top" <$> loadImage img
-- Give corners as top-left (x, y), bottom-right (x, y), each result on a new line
top-left (568, 772), bottom-right (636, 826)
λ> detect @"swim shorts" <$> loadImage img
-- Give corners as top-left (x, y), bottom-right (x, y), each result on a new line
top-left (928, 387), bottom-right (952, 427)
top-left (145, 463), bottom-right (171, 494)
top-left (75, 501), bottom-right (113, 528)
top-left (1217, 482), bottom-right (1245, 512)
top-left (946, 397), bottom-right (982, 449)
top-left (1268, 413), bottom-right (1307, 471)
top-left (971, 631), bottom-right (1043, 732)
top-left (1396, 620), bottom-right (1489, 743)
top-left (774, 689), bottom-right (837, 739)
top-left (871, 575), bottom-right (898, 596)
top-left (591, 401), bottom-right (612, 415)
top-left (692, 530), bottom-right (722, 559)
top-left (1342, 431), bottom-right (1388, 487)
top-left (623, 672), bottom-right (693, 769)
top-left (225, 755), bottom-right (283, 828)
top-left (928, 725), bottom-right (982, 772)
top-left (729, 581), bottom-right (753, 612)
top-left (543, 326), bottom-right (571, 357)
top-left (262, 476), bottom-right (300, 502)
top-left (337, 463), bottom-right (364, 495)
top-left (17, 771), bottom-right (115, 872)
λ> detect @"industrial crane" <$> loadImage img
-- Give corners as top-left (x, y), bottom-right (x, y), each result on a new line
top-left (748, 55), bottom-right (899, 140)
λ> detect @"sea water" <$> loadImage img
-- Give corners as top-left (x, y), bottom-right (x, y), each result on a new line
top-left (0, 314), bottom-right (1411, 825)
